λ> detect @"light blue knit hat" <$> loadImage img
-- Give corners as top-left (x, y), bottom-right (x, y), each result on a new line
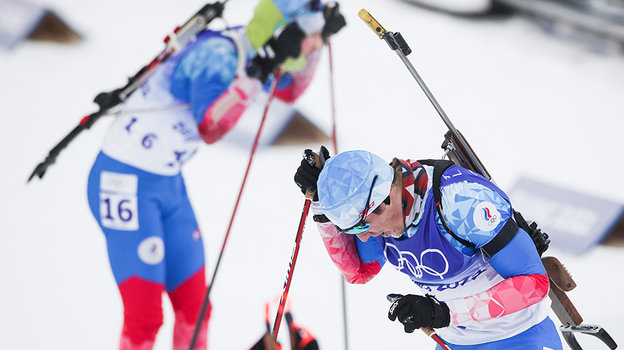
top-left (317, 150), bottom-right (394, 231)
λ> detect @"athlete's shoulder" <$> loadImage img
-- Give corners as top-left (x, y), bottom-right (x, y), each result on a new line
top-left (440, 180), bottom-right (513, 248)
top-left (169, 31), bottom-right (239, 102)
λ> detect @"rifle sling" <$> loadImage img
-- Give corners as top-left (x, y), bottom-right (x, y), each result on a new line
top-left (418, 159), bottom-right (518, 257)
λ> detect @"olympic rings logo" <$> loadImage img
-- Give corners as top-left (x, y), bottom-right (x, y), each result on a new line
top-left (385, 243), bottom-right (450, 280)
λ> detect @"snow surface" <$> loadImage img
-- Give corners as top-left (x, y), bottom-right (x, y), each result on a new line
top-left (1, 0), bottom-right (623, 349)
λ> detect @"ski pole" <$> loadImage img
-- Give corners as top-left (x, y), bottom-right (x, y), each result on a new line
top-left (271, 151), bottom-right (323, 339)
top-left (272, 194), bottom-right (311, 339)
top-left (27, 1), bottom-right (226, 182)
top-left (421, 327), bottom-right (452, 350)
top-left (265, 302), bottom-right (278, 350)
top-left (285, 312), bottom-right (297, 347)
top-left (386, 295), bottom-right (452, 350)
top-left (188, 69), bottom-right (283, 350)
top-left (327, 39), bottom-right (339, 154)
top-left (327, 38), bottom-right (350, 350)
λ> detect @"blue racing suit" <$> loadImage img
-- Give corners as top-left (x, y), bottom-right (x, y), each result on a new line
top-left (87, 21), bottom-right (322, 349)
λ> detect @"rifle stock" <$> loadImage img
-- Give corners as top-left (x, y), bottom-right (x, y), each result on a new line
top-left (442, 131), bottom-right (491, 181)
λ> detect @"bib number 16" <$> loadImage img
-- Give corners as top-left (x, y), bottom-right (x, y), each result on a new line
top-left (100, 193), bottom-right (139, 231)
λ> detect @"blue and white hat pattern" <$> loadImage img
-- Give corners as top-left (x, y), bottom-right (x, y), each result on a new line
top-left (317, 150), bottom-right (394, 231)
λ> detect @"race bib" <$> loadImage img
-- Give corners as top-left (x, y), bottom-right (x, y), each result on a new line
top-left (99, 171), bottom-right (139, 231)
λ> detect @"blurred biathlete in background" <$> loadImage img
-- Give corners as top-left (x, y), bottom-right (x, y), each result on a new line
top-left (86, 1), bottom-right (345, 349)
top-left (294, 147), bottom-right (563, 350)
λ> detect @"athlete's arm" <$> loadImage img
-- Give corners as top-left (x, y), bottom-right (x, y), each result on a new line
top-left (445, 229), bottom-right (548, 325)
top-left (440, 181), bottom-right (549, 326)
top-left (316, 220), bottom-right (383, 284)
top-left (197, 75), bottom-right (261, 144)
top-left (171, 35), bottom-right (263, 144)
top-left (273, 50), bottom-right (321, 103)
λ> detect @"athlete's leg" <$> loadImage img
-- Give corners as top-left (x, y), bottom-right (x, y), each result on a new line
top-left (169, 266), bottom-right (210, 350)
top-left (118, 277), bottom-right (164, 350)
top-left (87, 159), bottom-right (169, 349)
top-left (104, 199), bottom-right (167, 349)
top-left (162, 182), bottom-right (209, 350)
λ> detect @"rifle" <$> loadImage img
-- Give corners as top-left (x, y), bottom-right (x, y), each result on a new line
top-left (27, 1), bottom-right (226, 182)
top-left (358, 9), bottom-right (617, 350)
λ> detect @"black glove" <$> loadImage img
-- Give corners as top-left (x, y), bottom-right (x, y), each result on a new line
top-left (529, 223), bottom-right (550, 256)
top-left (513, 211), bottom-right (550, 256)
top-left (321, 2), bottom-right (346, 42)
top-left (246, 21), bottom-right (306, 82)
top-left (387, 294), bottom-right (450, 333)
top-left (294, 146), bottom-right (330, 200)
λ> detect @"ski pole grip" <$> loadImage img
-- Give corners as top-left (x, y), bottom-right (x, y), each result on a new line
top-left (358, 9), bottom-right (387, 38)
top-left (303, 151), bottom-right (323, 200)
top-left (305, 190), bottom-right (316, 200)
top-left (303, 149), bottom-right (323, 200)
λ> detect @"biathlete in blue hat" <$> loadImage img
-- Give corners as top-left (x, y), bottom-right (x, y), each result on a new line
top-left (294, 147), bottom-right (563, 349)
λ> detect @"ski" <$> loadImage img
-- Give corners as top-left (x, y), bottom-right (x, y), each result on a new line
top-left (27, 1), bottom-right (226, 182)
top-left (358, 8), bottom-right (617, 350)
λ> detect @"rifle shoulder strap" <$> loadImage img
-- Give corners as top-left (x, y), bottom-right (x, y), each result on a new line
top-left (417, 159), bottom-right (518, 258)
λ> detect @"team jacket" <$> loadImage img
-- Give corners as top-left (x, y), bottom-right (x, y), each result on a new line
top-left (101, 28), bottom-right (320, 175)
top-left (315, 160), bottom-right (551, 345)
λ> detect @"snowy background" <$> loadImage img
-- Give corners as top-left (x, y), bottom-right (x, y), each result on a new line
top-left (1, 0), bottom-right (624, 349)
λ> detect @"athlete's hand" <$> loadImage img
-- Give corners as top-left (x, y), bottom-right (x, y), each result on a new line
top-left (321, 2), bottom-right (346, 42)
top-left (387, 294), bottom-right (450, 332)
top-left (294, 146), bottom-right (330, 200)
top-left (246, 21), bottom-right (306, 82)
